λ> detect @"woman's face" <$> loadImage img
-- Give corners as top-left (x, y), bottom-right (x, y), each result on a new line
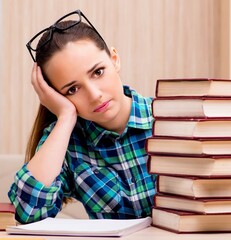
top-left (44, 40), bottom-right (131, 132)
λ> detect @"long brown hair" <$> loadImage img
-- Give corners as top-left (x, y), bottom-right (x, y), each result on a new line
top-left (25, 21), bottom-right (110, 163)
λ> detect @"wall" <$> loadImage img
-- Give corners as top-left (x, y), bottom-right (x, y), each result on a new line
top-left (0, 0), bottom-right (230, 154)
top-left (0, 0), bottom-right (2, 154)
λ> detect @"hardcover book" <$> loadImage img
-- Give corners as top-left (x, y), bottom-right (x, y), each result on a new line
top-left (146, 136), bottom-right (231, 155)
top-left (0, 203), bottom-right (16, 231)
top-left (155, 78), bottom-right (231, 98)
top-left (152, 97), bottom-right (231, 118)
top-left (147, 154), bottom-right (231, 177)
top-left (157, 175), bottom-right (231, 198)
top-left (154, 193), bottom-right (231, 214)
top-left (152, 119), bottom-right (231, 138)
top-left (152, 207), bottom-right (231, 233)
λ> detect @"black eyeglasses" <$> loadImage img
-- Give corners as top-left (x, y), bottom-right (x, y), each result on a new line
top-left (26, 9), bottom-right (106, 62)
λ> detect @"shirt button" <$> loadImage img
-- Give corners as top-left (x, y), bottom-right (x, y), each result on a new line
top-left (94, 169), bottom-right (99, 174)
top-left (118, 138), bottom-right (124, 145)
top-left (104, 207), bottom-right (111, 213)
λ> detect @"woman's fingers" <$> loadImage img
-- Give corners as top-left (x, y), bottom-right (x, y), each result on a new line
top-left (31, 63), bottom-right (41, 95)
top-left (30, 64), bottom-right (77, 119)
top-left (32, 65), bottom-right (55, 104)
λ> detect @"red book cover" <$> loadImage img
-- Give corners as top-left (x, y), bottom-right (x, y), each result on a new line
top-left (0, 203), bottom-right (16, 231)
top-left (0, 203), bottom-right (15, 214)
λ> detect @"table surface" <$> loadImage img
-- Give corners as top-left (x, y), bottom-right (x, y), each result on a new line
top-left (2, 226), bottom-right (231, 240)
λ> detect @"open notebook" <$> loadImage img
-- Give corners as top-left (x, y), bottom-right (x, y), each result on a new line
top-left (6, 217), bottom-right (152, 237)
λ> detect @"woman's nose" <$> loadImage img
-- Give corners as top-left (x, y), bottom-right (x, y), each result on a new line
top-left (86, 82), bottom-right (102, 102)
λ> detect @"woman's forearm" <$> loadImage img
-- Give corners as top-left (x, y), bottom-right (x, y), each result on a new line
top-left (27, 115), bottom-right (76, 186)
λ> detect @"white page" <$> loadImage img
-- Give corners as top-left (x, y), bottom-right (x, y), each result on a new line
top-left (7, 217), bottom-right (152, 237)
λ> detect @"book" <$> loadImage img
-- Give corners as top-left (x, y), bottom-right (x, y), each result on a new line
top-left (152, 97), bottom-right (231, 118)
top-left (154, 193), bottom-right (231, 214)
top-left (0, 203), bottom-right (16, 231)
top-left (153, 119), bottom-right (231, 138)
top-left (155, 78), bottom-right (231, 98)
top-left (157, 175), bottom-right (231, 198)
top-left (6, 217), bottom-right (152, 237)
top-left (146, 136), bottom-right (231, 155)
top-left (147, 154), bottom-right (231, 177)
top-left (152, 207), bottom-right (231, 233)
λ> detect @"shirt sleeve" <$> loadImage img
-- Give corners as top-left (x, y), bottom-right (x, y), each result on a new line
top-left (8, 122), bottom-right (73, 224)
top-left (8, 163), bottom-right (68, 223)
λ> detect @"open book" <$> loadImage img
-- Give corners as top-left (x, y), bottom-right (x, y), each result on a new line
top-left (6, 217), bottom-right (151, 237)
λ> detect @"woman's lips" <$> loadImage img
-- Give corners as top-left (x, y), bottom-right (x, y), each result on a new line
top-left (94, 100), bottom-right (110, 112)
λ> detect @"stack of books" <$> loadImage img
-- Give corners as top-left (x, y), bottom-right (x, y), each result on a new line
top-left (146, 78), bottom-right (231, 233)
top-left (0, 203), bottom-right (16, 230)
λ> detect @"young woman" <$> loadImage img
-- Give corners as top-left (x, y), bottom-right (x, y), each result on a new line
top-left (8, 9), bottom-right (156, 223)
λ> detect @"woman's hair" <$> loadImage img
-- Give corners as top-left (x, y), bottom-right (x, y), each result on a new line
top-left (25, 21), bottom-right (110, 164)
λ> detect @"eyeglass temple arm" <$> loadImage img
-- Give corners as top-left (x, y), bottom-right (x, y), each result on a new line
top-left (26, 43), bottom-right (36, 62)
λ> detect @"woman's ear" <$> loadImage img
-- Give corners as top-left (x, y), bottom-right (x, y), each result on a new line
top-left (110, 47), bottom-right (120, 72)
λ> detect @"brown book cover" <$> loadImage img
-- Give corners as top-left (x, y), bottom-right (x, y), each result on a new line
top-left (152, 207), bottom-right (231, 233)
top-left (152, 118), bottom-right (231, 138)
top-left (152, 97), bottom-right (231, 119)
top-left (147, 153), bottom-right (231, 178)
top-left (145, 136), bottom-right (231, 156)
top-left (154, 193), bottom-right (231, 214)
top-left (0, 203), bottom-right (16, 231)
top-left (156, 175), bottom-right (231, 199)
top-left (155, 78), bottom-right (231, 98)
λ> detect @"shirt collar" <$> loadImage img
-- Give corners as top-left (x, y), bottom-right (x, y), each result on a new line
top-left (81, 85), bottom-right (153, 147)
top-left (125, 86), bottom-right (153, 129)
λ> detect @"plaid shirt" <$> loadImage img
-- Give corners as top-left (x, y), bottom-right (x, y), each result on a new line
top-left (8, 86), bottom-right (156, 223)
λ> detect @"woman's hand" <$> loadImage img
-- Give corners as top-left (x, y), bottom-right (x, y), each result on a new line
top-left (31, 63), bottom-right (77, 122)
top-left (28, 64), bottom-right (78, 185)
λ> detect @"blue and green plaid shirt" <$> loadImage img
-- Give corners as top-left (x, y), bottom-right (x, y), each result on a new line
top-left (8, 86), bottom-right (156, 223)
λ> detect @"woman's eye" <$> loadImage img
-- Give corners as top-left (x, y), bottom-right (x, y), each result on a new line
top-left (67, 86), bottom-right (78, 95)
top-left (94, 68), bottom-right (104, 77)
